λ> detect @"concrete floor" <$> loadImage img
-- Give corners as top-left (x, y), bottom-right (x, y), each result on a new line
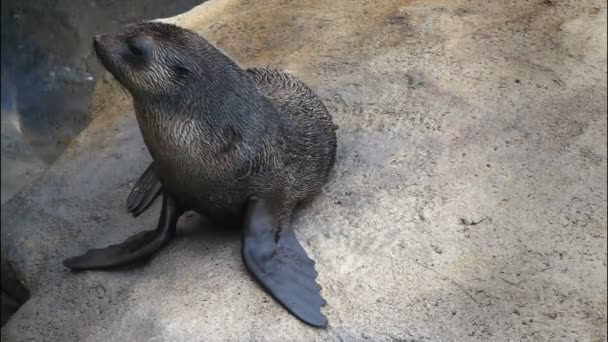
top-left (1, 0), bottom-right (606, 341)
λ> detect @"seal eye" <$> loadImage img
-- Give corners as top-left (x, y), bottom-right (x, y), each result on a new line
top-left (125, 36), bottom-right (151, 62)
top-left (128, 42), bottom-right (144, 57)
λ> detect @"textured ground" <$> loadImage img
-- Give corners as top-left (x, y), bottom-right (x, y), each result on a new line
top-left (1, 0), bottom-right (606, 341)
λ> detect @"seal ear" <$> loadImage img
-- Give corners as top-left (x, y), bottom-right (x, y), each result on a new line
top-left (241, 197), bottom-right (328, 328)
top-left (172, 65), bottom-right (190, 79)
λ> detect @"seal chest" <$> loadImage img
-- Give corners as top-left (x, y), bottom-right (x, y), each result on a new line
top-left (63, 21), bottom-right (337, 328)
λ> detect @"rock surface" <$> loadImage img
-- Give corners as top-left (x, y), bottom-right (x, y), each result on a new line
top-left (2, 0), bottom-right (606, 341)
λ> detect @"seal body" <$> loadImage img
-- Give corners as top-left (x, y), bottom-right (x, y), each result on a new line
top-left (135, 65), bottom-right (335, 226)
top-left (64, 21), bottom-right (336, 327)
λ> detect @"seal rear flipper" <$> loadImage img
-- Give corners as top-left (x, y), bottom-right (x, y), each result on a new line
top-left (63, 192), bottom-right (181, 270)
top-left (241, 197), bottom-right (328, 328)
top-left (127, 162), bottom-right (162, 217)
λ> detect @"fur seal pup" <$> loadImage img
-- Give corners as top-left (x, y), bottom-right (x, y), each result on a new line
top-left (62, 21), bottom-right (337, 327)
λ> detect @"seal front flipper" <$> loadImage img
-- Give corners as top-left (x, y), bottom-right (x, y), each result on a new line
top-left (127, 162), bottom-right (162, 217)
top-left (241, 197), bottom-right (328, 328)
top-left (63, 191), bottom-right (182, 270)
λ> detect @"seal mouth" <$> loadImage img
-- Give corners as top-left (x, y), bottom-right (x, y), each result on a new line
top-left (93, 34), bottom-right (128, 86)
top-left (93, 35), bottom-right (113, 71)
top-left (93, 35), bottom-right (103, 57)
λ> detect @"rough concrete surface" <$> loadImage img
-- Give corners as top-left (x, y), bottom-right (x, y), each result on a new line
top-left (1, 0), bottom-right (606, 341)
top-left (1, 107), bottom-right (47, 204)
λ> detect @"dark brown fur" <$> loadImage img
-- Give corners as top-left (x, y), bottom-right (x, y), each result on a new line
top-left (94, 21), bottom-right (337, 228)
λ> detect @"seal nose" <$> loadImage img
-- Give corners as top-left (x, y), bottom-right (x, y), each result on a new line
top-left (93, 35), bottom-right (101, 50)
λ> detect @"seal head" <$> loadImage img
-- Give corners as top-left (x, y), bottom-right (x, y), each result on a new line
top-left (93, 22), bottom-right (214, 96)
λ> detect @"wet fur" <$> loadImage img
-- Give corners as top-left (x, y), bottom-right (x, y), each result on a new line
top-left (95, 22), bottom-right (337, 227)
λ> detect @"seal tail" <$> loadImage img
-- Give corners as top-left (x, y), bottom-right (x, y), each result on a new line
top-left (63, 192), bottom-right (180, 270)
